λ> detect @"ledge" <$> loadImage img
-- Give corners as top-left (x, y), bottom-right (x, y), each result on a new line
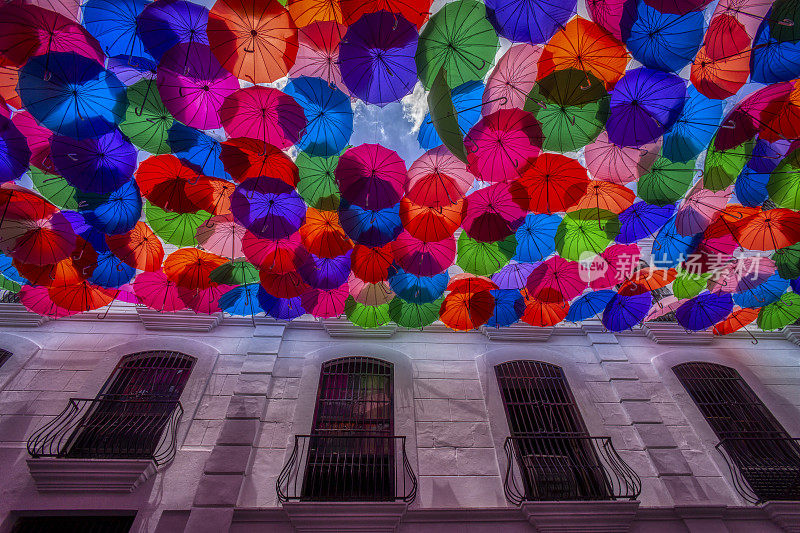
top-left (136, 308), bottom-right (222, 332)
top-left (480, 323), bottom-right (554, 341)
top-left (643, 323), bottom-right (713, 345)
top-left (27, 457), bottom-right (156, 492)
top-left (281, 502), bottom-right (407, 532)
top-left (762, 501), bottom-right (800, 532)
top-left (322, 318), bottom-right (397, 338)
top-left (0, 303), bottom-right (50, 327)
top-left (520, 500), bottom-right (640, 532)
top-left (782, 325), bottom-right (800, 346)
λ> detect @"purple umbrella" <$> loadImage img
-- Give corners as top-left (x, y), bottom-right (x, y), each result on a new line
top-left (602, 292), bottom-right (652, 332)
top-left (231, 177), bottom-right (307, 240)
top-left (675, 292), bottom-right (733, 332)
top-left (258, 289), bottom-right (306, 320)
top-left (616, 201), bottom-right (676, 244)
top-left (298, 251), bottom-right (352, 290)
top-left (338, 11), bottom-right (418, 106)
top-left (137, 0), bottom-right (209, 61)
top-left (156, 43), bottom-right (239, 130)
top-left (0, 115), bottom-right (31, 183)
top-left (50, 129), bottom-right (137, 194)
top-left (606, 67), bottom-right (686, 147)
top-left (492, 262), bottom-right (539, 289)
top-left (486, 0), bottom-right (576, 44)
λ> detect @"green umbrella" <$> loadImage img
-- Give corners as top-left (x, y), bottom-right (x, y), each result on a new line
top-left (119, 79), bottom-right (174, 155)
top-left (296, 152), bottom-right (341, 211)
top-left (757, 292), bottom-right (800, 330)
top-left (703, 136), bottom-right (752, 191)
top-left (29, 167), bottom-right (107, 210)
top-left (415, 0), bottom-right (499, 89)
top-left (768, 148), bottom-right (800, 210)
top-left (210, 259), bottom-right (260, 285)
top-left (388, 297), bottom-right (442, 328)
top-left (0, 274), bottom-right (20, 293)
top-left (672, 266), bottom-right (712, 299)
top-left (773, 242), bottom-right (800, 279)
top-left (145, 201), bottom-right (210, 247)
top-left (456, 232), bottom-right (515, 276)
top-left (555, 209), bottom-right (620, 261)
top-left (637, 157), bottom-right (695, 206)
top-left (428, 67), bottom-right (468, 163)
top-left (344, 296), bottom-right (391, 328)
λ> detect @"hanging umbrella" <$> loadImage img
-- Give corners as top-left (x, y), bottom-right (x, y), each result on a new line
top-left (338, 11), bottom-right (418, 106)
top-left (636, 157), bottom-right (696, 206)
top-left (186, 176), bottom-right (235, 216)
top-left (288, 21), bottom-right (348, 92)
top-left (82, 0), bottom-right (152, 60)
top-left (137, 0), bottom-right (210, 61)
top-left (47, 279), bottom-right (116, 312)
top-left (163, 247), bottom-right (227, 290)
top-left (675, 180), bottom-right (734, 236)
top-left (298, 250), bottom-right (351, 290)
top-left (622, 2), bottom-right (704, 73)
top-left (300, 207), bottom-right (352, 258)
top-left (663, 86), bottom-right (723, 163)
top-left (422, 74), bottom-right (483, 162)
top-left (734, 274), bottom-right (790, 308)
top-left (457, 232), bottom-right (516, 276)
top-left (136, 154), bottom-right (201, 214)
top-left (340, 0), bottom-right (433, 28)
top-left (602, 291), bottom-right (651, 331)
top-left (712, 307), bottom-right (760, 336)
top-left (399, 197), bottom-right (462, 243)
top-left (733, 209), bottom-right (800, 251)
top-left (618, 267), bottom-right (678, 295)
top-left (555, 209), bottom-right (620, 261)
top-left (587, 242), bottom-right (640, 289)
top-left (351, 243), bottom-right (393, 282)
top-left (0, 116), bottom-right (31, 183)
top-left (774, 242), bottom-right (800, 279)
top-left (220, 86), bottom-right (306, 150)
top-left (335, 144), bottom-right (407, 210)
top-left (525, 255), bottom-right (587, 303)
top-left (156, 43), bottom-right (239, 130)
top-left (339, 200), bottom-right (402, 247)
top-left (195, 214), bottom-right (246, 258)
top-left (296, 152), bottom-right (340, 211)
top-left (462, 182), bottom-right (527, 243)
top-left (573, 181), bottom-right (635, 215)
top-left (707, 257), bottom-right (776, 294)
top-left (349, 274), bottom-right (394, 306)
top-left (388, 267), bottom-right (448, 304)
top-left (287, 0), bottom-right (343, 26)
top-left (167, 123), bottom-right (229, 180)
top-left (736, 166), bottom-right (771, 208)
top-left (704, 137), bottom-right (753, 192)
top-left (207, 0), bottom-right (298, 83)
top-left (210, 259), bottom-right (260, 285)
top-left (514, 213), bottom-right (560, 262)
top-left (243, 231), bottom-right (303, 271)
top-left (566, 290), bottom-right (616, 322)
top-left (690, 41), bottom-right (751, 100)
top-left (518, 153), bottom-right (589, 214)
top-left (344, 296), bottom-right (390, 328)
top-left (406, 146), bottom-right (475, 208)
top-left (219, 283), bottom-right (265, 316)
top-left (464, 109), bottom-right (543, 183)
top-left (29, 168), bottom-right (102, 211)
top-left (485, 289), bottom-right (524, 327)
top-left (18, 52), bottom-right (127, 140)
top-left (584, 132), bottom-right (661, 185)
top-left (652, 215), bottom-right (701, 268)
top-left (84, 180), bottom-right (142, 235)
top-left (231, 177), bottom-right (306, 240)
top-left (388, 297), bottom-right (441, 328)
top-left (0, 209), bottom-right (76, 266)
top-left (12, 111), bottom-right (51, 172)
top-left (415, 0), bottom-right (499, 89)
top-left (482, 44), bottom-right (543, 116)
top-left (392, 230), bottom-right (455, 276)
top-left (119, 79), bottom-right (173, 155)
top-left (492, 262), bottom-right (539, 289)
top-left (259, 290), bottom-right (307, 320)
top-left (105, 220), bottom-right (163, 271)
top-left (485, 0), bottom-right (575, 44)
top-left (520, 296), bottom-right (569, 327)
top-left (284, 76), bottom-right (352, 157)
top-left (756, 292), bottom-right (800, 330)
top-left (302, 284), bottom-right (349, 319)
top-left (440, 289), bottom-right (495, 331)
top-left (89, 251), bottom-right (135, 289)
top-left (616, 201), bottom-right (675, 244)
top-left (220, 138), bottom-right (298, 186)
top-left (19, 284), bottom-right (79, 318)
top-left (145, 202), bottom-right (210, 247)
top-left (50, 129), bottom-right (136, 195)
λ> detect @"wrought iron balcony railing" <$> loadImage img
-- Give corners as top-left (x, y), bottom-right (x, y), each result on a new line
top-left (27, 397), bottom-right (184, 466)
top-left (277, 434), bottom-right (417, 503)
top-left (716, 437), bottom-right (800, 504)
top-left (503, 435), bottom-right (641, 505)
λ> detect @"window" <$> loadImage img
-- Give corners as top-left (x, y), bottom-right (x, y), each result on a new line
top-left (0, 348), bottom-right (10, 368)
top-left (674, 362), bottom-right (800, 502)
top-left (303, 356), bottom-right (394, 501)
top-left (11, 515), bottom-right (135, 533)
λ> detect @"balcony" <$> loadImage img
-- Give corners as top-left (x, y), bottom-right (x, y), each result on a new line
top-left (503, 435), bottom-right (641, 505)
top-left (277, 434), bottom-right (417, 503)
top-left (26, 397), bottom-right (183, 492)
top-left (716, 437), bottom-right (800, 504)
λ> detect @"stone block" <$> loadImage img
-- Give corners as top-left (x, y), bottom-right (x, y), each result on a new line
top-left (184, 507), bottom-right (234, 533)
top-left (412, 360), bottom-right (446, 378)
top-left (417, 447), bottom-right (457, 475)
top-left (456, 447), bottom-right (499, 476)
top-left (680, 450), bottom-right (722, 478)
top-left (586, 381), bottom-right (620, 403)
top-left (413, 378), bottom-right (469, 399)
top-left (613, 380), bottom-right (650, 401)
top-left (601, 361), bottom-right (639, 380)
top-left (193, 474), bottom-right (242, 506)
top-left (448, 399), bottom-right (488, 422)
top-left (258, 421), bottom-right (294, 449)
top-left (647, 448), bottom-right (692, 476)
top-left (443, 360), bottom-right (478, 378)
top-left (594, 344), bottom-right (628, 362)
top-left (596, 403), bottom-right (631, 425)
top-left (653, 402), bottom-right (687, 426)
top-left (217, 419), bottom-right (258, 446)
top-left (635, 423), bottom-right (678, 449)
top-left (252, 324), bottom-right (286, 337)
top-left (661, 475), bottom-right (709, 505)
top-left (262, 398), bottom-right (295, 422)
top-left (232, 373), bottom-right (271, 395)
top-left (226, 395), bottom-right (266, 419)
top-left (621, 400), bottom-right (663, 424)
top-left (417, 475), bottom-right (505, 508)
top-left (196, 395), bottom-right (231, 420)
top-left (241, 354), bottom-right (277, 374)
top-left (205, 445), bottom-right (252, 474)
top-left (414, 399), bottom-right (450, 422)
top-left (617, 449), bottom-right (658, 478)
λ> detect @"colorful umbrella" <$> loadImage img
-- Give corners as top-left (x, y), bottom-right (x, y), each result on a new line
top-left (220, 138), bottom-right (298, 186)
top-left (485, 0), bottom-right (576, 45)
top-left (518, 153), bottom-right (588, 214)
top-left (388, 297), bottom-right (441, 328)
top-left (514, 213), bottom-right (560, 263)
top-left (335, 144), bottom-right (407, 210)
top-left (482, 44), bottom-right (542, 116)
top-left (566, 290), bottom-right (616, 322)
top-left (231, 177), bottom-right (306, 240)
top-left (457, 232), bottom-right (516, 276)
top-left (388, 267), bottom-right (447, 304)
top-left (602, 292), bottom-right (651, 331)
top-left (137, 0), bottom-right (210, 61)
top-left (284, 76), bottom-right (352, 157)
top-left (406, 146), bottom-right (475, 208)
top-left (526, 255), bottom-right (586, 303)
top-left (220, 86), bottom-right (307, 150)
top-left (296, 152), bottom-right (341, 211)
top-left (289, 21), bottom-right (348, 91)
top-left (392, 230), bottom-right (455, 276)
top-left (462, 182), bottom-right (527, 242)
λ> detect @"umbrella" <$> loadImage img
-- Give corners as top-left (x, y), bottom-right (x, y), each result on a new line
top-left (464, 109), bottom-right (543, 183)
top-left (690, 41), bottom-right (751, 100)
top-left (757, 292), bottom-right (800, 330)
top-left (751, 15), bottom-right (800, 84)
top-left (335, 144), bottom-right (407, 210)
top-left (243, 231), bottom-right (303, 271)
top-left (462, 182), bottom-right (527, 242)
top-left (220, 86), bottom-right (307, 150)
top-left (163, 247), bottom-right (227, 290)
top-left (388, 267), bottom-right (448, 304)
top-left (298, 251), bottom-right (351, 290)
top-left (676, 180), bottom-right (734, 236)
top-left (186, 176), bottom-right (235, 216)
top-left (0, 115), bottom-right (31, 183)
top-left (616, 202), bottom-right (675, 244)
top-left (219, 283), bottom-right (265, 316)
top-left (12, 111), bottom-right (51, 172)
top-left (768, 148), bottom-right (800, 210)
top-left (518, 153), bottom-right (588, 214)
top-left (136, 0), bottom-right (210, 61)
top-left (705, 137), bottom-right (753, 192)
top-left (302, 284), bottom-right (349, 319)
top-left (231, 177), bottom-right (306, 240)
top-left (486, 289), bottom-right (525, 327)
top-left (289, 21), bottom-right (347, 92)
top-left (340, 0), bottom-right (433, 28)
top-left (422, 75), bottom-right (482, 161)
top-left (145, 202), bottom-right (210, 247)
top-left (207, 0), bottom-right (298, 83)
top-left (457, 232), bottom-right (516, 276)
top-left (520, 296), bottom-right (569, 326)
top-left (105, 220), bottom-right (163, 271)
top-left (167, 123), bottom-right (228, 180)
top-left (84, 180), bottom-right (142, 235)
top-left (707, 257), bottom-right (776, 294)
top-left (440, 289), bottom-right (495, 331)
top-left (296, 152), bottom-right (340, 211)
top-left (652, 215), bottom-right (702, 268)
top-left (136, 154), bottom-right (201, 214)
top-left (618, 267), bottom-right (678, 295)
top-left (18, 52), bottom-right (127, 140)
top-left (399, 197), bottom-right (462, 243)
top-left (573, 180), bottom-right (635, 215)
top-left (344, 296), bottom-right (390, 328)
top-left (388, 297), bottom-right (441, 328)
top-left (555, 209), bottom-right (620, 261)
top-left (565, 290), bottom-right (616, 322)
top-left (259, 290), bottom-right (307, 320)
top-left (351, 243), bottom-right (393, 282)
top-left (623, 2), bottom-right (704, 73)
top-left (284, 76), bottom-right (352, 157)
top-left (89, 251), bottom-right (135, 289)
top-left (514, 213), bottom-right (560, 262)
top-left (349, 274), bottom-right (394, 306)
top-left (482, 44), bottom-right (543, 116)
top-left (29, 168), bottom-right (103, 211)
top-left (732, 274), bottom-right (790, 309)
top-left (47, 280), bottom-right (116, 312)
top-left (19, 284), bottom-right (79, 318)
top-left (339, 200), bottom-right (402, 247)
top-left (210, 259), bottom-right (260, 285)
top-left (50, 129), bottom-right (136, 195)
top-left (636, 157), bottom-right (695, 206)
top-left (602, 292), bottom-right (651, 331)
top-left (338, 11), bottom-right (418, 106)
top-left (492, 262), bottom-right (539, 289)
top-left (774, 242), bottom-right (800, 279)
top-left (712, 307), bottom-right (760, 336)
top-left (526, 255), bottom-right (587, 303)
top-left (606, 67), bottom-right (686, 147)
top-left (300, 207), bottom-right (352, 258)
top-left (119, 79), bottom-right (173, 155)
top-left (220, 138), bottom-right (298, 186)
top-left (82, 0), bottom-right (152, 60)
top-left (586, 0), bottom-right (635, 40)
top-left (485, 0), bottom-right (576, 45)
top-left (392, 230), bottom-right (455, 276)
top-left (584, 132), bottom-right (662, 185)
top-left (406, 146), bottom-right (475, 208)
top-left (0, 209), bottom-right (76, 266)
top-left (733, 209), bottom-right (800, 251)
top-left (415, 0), bottom-right (499, 89)
top-left (196, 214), bottom-right (246, 258)
top-left (663, 86), bottom-right (723, 163)
top-left (736, 166), bottom-right (770, 208)
top-left (587, 243), bottom-right (640, 289)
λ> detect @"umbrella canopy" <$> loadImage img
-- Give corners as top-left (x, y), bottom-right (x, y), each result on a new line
top-left (168, 123), bottom-right (228, 180)
top-left (388, 267), bottom-right (447, 304)
top-left (50, 129), bottom-right (136, 194)
top-left (339, 200), bottom-right (402, 247)
top-left (220, 86), bottom-right (307, 150)
top-left (675, 292), bottom-right (734, 332)
top-left (83, 0), bottom-right (151, 60)
top-left (464, 109), bottom-right (543, 183)
top-left (296, 152), bottom-right (340, 211)
top-left (406, 146), bottom-right (475, 208)
top-left (457, 232), bottom-right (516, 276)
top-left (712, 307), bottom-right (760, 336)
top-left (514, 213), bottom-right (560, 262)
top-left (422, 74), bottom-right (482, 162)
top-left (482, 44), bottom-right (543, 116)
top-left (137, 0), bottom-right (210, 61)
top-left (399, 197), bottom-right (462, 243)
top-left (0, 116), bottom-right (31, 183)
top-left (623, 2), bottom-right (704, 73)
top-left (637, 157), bottom-right (695, 206)
top-left (602, 291), bottom-right (651, 331)
top-left (485, 0), bottom-right (576, 45)
top-left (289, 21), bottom-right (348, 92)
top-left (486, 288), bottom-right (525, 327)
top-left (616, 201), bottom-right (676, 244)
top-left (340, 0), bottom-right (433, 28)
top-left (120, 79), bottom-right (174, 155)
top-left (462, 182), bottom-right (527, 242)
top-left (440, 289), bottom-right (495, 331)
top-left (526, 255), bottom-right (586, 303)
top-left (300, 207), bottom-right (352, 258)
top-left (351, 243), bottom-right (393, 282)
top-left (392, 230), bottom-right (455, 276)
top-left (757, 292), bottom-right (800, 330)
top-left (389, 297), bottom-right (442, 328)
top-left (518, 153), bottom-right (589, 214)
top-left (675, 179), bottom-right (734, 236)
top-left (663, 86), bottom-right (723, 163)
top-left (335, 144), bottom-right (407, 210)
top-left (733, 209), bottom-right (800, 250)
top-left (231, 177), bottom-right (306, 240)
top-left (492, 261), bottom-right (539, 289)
top-left (284, 76), bottom-right (352, 157)
top-left (555, 209), bottom-right (620, 261)
top-left (220, 138), bottom-right (298, 186)
top-left (584, 132), bottom-right (662, 185)
top-left (344, 296), bottom-right (390, 328)
top-left (566, 289), bottom-right (616, 322)
top-left (105, 220), bottom-right (164, 271)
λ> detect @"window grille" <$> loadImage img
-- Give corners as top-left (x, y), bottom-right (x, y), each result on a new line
top-left (11, 515), bottom-right (135, 533)
top-left (0, 348), bottom-right (10, 368)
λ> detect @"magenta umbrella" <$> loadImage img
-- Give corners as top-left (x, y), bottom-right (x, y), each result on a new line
top-left (462, 182), bottom-right (528, 242)
top-left (675, 179), bottom-right (733, 236)
top-left (587, 243), bottom-right (641, 289)
top-left (220, 86), bottom-right (306, 149)
top-left (335, 144), bottom-right (407, 210)
top-left (526, 255), bottom-right (587, 303)
top-left (288, 21), bottom-right (349, 96)
top-left (482, 43), bottom-right (543, 116)
top-left (156, 43), bottom-right (239, 129)
top-left (301, 283), bottom-right (348, 318)
top-left (133, 269), bottom-right (186, 312)
top-left (392, 229), bottom-right (455, 277)
top-left (464, 109), bottom-right (542, 183)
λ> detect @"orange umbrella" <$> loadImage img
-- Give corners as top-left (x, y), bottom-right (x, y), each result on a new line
top-left (106, 221), bottom-right (164, 272)
top-left (300, 207), bottom-right (352, 258)
top-left (351, 243), bottom-right (392, 282)
top-left (439, 290), bottom-right (494, 331)
top-left (399, 197), bottom-right (463, 242)
top-left (712, 307), bottom-right (759, 336)
top-left (48, 280), bottom-right (116, 312)
top-left (690, 46), bottom-right (750, 100)
top-left (520, 293), bottom-right (568, 327)
top-left (164, 248), bottom-right (228, 290)
top-left (0, 62), bottom-right (21, 108)
top-left (733, 209), bottom-right (800, 251)
top-left (186, 176), bottom-right (235, 216)
top-left (571, 180), bottom-right (635, 215)
top-left (220, 137), bottom-right (299, 186)
top-left (704, 204), bottom-right (761, 240)
top-left (538, 17), bottom-right (629, 90)
top-left (618, 268), bottom-right (678, 295)
top-left (136, 155), bottom-right (202, 214)
top-left (287, 0), bottom-right (343, 26)
top-left (207, 0), bottom-right (299, 83)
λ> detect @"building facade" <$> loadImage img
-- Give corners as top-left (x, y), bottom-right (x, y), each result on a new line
top-left (0, 305), bottom-right (798, 532)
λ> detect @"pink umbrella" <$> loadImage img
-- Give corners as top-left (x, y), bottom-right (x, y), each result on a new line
top-left (12, 111), bottom-right (52, 172)
top-left (586, 0), bottom-right (630, 40)
top-left (482, 44), bottom-right (543, 116)
top-left (645, 295), bottom-right (688, 321)
top-left (220, 86), bottom-right (307, 150)
top-left (196, 214), bottom-right (246, 258)
top-left (157, 43), bottom-right (239, 130)
top-left (25, 0), bottom-right (81, 22)
top-left (676, 180), bottom-right (734, 236)
top-left (392, 229), bottom-right (455, 277)
top-left (406, 146), bottom-right (475, 208)
top-left (133, 270), bottom-right (186, 312)
top-left (690, 233), bottom-right (738, 273)
top-left (301, 283), bottom-right (348, 318)
top-left (348, 273), bottom-right (394, 305)
top-left (707, 256), bottom-right (776, 294)
top-left (335, 144), bottom-right (407, 210)
top-left (464, 109), bottom-right (543, 183)
top-left (526, 255), bottom-right (587, 303)
top-left (462, 182), bottom-right (528, 242)
top-left (179, 284), bottom-right (234, 314)
top-left (288, 21), bottom-right (349, 95)
top-left (19, 284), bottom-right (79, 318)
top-left (584, 131), bottom-right (662, 185)
top-left (114, 283), bottom-right (140, 305)
top-left (712, 0), bottom-right (773, 38)
top-left (242, 231), bottom-right (304, 272)
top-left (586, 243), bottom-right (641, 289)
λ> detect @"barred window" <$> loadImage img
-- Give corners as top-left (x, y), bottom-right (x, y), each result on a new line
top-left (0, 348), bottom-right (10, 368)
top-left (11, 515), bottom-right (135, 533)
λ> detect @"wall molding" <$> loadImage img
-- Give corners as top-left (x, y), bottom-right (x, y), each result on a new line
top-left (27, 458), bottom-right (156, 493)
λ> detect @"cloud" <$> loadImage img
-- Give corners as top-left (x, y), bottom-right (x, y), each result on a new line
top-left (401, 82), bottom-right (428, 134)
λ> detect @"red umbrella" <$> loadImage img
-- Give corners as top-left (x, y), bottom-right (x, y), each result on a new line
top-left (260, 269), bottom-right (311, 298)
top-left (733, 209), bottom-right (800, 251)
top-left (14, 237), bottom-right (96, 286)
top-left (518, 153), bottom-right (589, 214)
top-left (136, 155), bottom-right (202, 214)
top-left (48, 280), bottom-right (116, 312)
top-left (572, 180), bottom-right (636, 215)
top-left (351, 243), bottom-right (393, 282)
top-left (440, 290), bottom-right (495, 331)
top-left (618, 268), bottom-right (678, 295)
top-left (340, 0), bottom-right (432, 28)
top-left (242, 230), bottom-right (304, 272)
top-left (447, 274), bottom-right (498, 294)
top-left (134, 270), bottom-right (186, 312)
top-left (12, 111), bottom-right (52, 171)
top-left (462, 182), bottom-right (528, 242)
top-left (406, 146), bottom-right (475, 208)
top-left (521, 294), bottom-right (569, 327)
top-left (179, 284), bottom-right (234, 314)
top-left (392, 229), bottom-right (455, 276)
top-left (0, 208), bottom-right (76, 266)
top-left (587, 243), bottom-right (641, 289)
top-left (301, 284), bottom-right (348, 318)
top-left (220, 86), bottom-right (307, 149)
top-left (526, 255), bottom-right (587, 303)
top-left (400, 197), bottom-right (463, 242)
top-left (713, 307), bottom-right (759, 336)
top-left (186, 176), bottom-right (235, 216)
top-left (163, 248), bottom-right (227, 290)
top-left (464, 109), bottom-right (543, 183)
top-left (336, 144), bottom-right (407, 210)
top-left (220, 138), bottom-right (299, 186)
top-left (106, 221), bottom-right (164, 272)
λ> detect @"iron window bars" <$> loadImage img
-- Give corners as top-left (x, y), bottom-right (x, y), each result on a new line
top-left (0, 348), bottom-right (10, 368)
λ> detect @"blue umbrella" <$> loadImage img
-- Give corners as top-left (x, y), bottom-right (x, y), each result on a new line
top-left (90, 251), bottom-right (135, 288)
top-left (733, 274), bottom-right (790, 308)
top-left (220, 284), bottom-right (265, 316)
top-left (418, 80), bottom-right (483, 150)
top-left (676, 292), bottom-right (734, 331)
top-left (106, 55), bottom-right (159, 86)
top-left (298, 251), bottom-right (352, 290)
top-left (0, 115), bottom-right (31, 183)
top-left (83, 0), bottom-right (153, 60)
top-left (602, 292), bottom-right (652, 332)
top-left (167, 123), bottom-right (230, 180)
top-left (751, 17), bottom-right (800, 84)
top-left (485, 0), bottom-right (576, 44)
top-left (566, 290), bottom-right (616, 322)
top-left (136, 0), bottom-right (210, 61)
top-left (284, 76), bottom-right (353, 158)
top-left (514, 213), bottom-right (560, 262)
top-left (0, 253), bottom-right (26, 284)
top-left (50, 129), bottom-right (137, 194)
top-left (662, 86), bottom-right (722, 163)
top-left (83, 180), bottom-right (142, 235)
top-left (339, 200), bottom-right (402, 247)
top-left (616, 201), bottom-right (675, 244)
top-left (735, 166), bottom-right (770, 207)
top-left (18, 52), bottom-right (127, 140)
top-left (623, 2), bottom-right (704, 73)
top-left (257, 290), bottom-right (305, 320)
top-left (747, 138), bottom-right (791, 174)
top-left (652, 215), bottom-right (702, 268)
top-left (388, 267), bottom-right (449, 304)
top-left (487, 289), bottom-right (525, 327)
top-left (791, 277), bottom-right (800, 294)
